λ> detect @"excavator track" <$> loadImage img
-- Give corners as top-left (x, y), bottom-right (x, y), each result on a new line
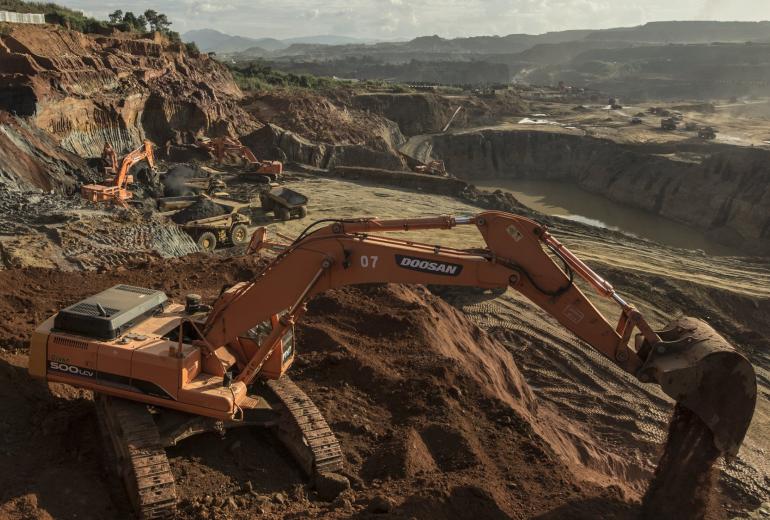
top-left (266, 377), bottom-right (344, 475)
top-left (96, 395), bottom-right (177, 519)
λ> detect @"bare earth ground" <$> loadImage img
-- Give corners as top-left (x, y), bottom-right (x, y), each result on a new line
top-left (0, 174), bottom-right (768, 519)
top-left (401, 97), bottom-right (770, 157)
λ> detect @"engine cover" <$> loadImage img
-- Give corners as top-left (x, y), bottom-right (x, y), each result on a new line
top-left (54, 284), bottom-right (167, 340)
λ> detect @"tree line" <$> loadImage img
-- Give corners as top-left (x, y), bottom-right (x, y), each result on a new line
top-left (107, 9), bottom-right (171, 35)
top-left (0, 1), bottom-right (185, 44)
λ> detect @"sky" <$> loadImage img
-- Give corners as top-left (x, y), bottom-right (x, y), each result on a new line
top-left (58, 0), bottom-right (770, 40)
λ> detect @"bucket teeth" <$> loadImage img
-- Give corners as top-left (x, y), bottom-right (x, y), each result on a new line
top-left (637, 317), bottom-right (757, 456)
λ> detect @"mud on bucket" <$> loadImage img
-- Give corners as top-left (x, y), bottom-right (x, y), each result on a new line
top-left (637, 317), bottom-right (757, 456)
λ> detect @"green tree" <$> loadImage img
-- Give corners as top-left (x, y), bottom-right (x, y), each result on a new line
top-left (143, 9), bottom-right (157, 30)
top-left (143, 9), bottom-right (171, 33)
top-left (122, 11), bottom-right (137, 29)
top-left (185, 41), bottom-right (200, 56)
top-left (108, 9), bottom-right (123, 25)
top-left (120, 11), bottom-right (146, 32)
top-left (154, 13), bottom-right (171, 32)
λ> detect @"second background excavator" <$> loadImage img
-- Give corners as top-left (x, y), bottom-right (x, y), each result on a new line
top-left (81, 140), bottom-right (156, 207)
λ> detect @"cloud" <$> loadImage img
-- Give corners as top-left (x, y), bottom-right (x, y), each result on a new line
top-left (59, 0), bottom-right (770, 40)
top-left (192, 2), bottom-right (236, 13)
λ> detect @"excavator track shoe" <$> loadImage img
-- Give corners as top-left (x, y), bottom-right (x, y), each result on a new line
top-left (266, 377), bottom-right (344, 476)
top-left (637, 317), bottom-right (756, 456)
top-left (96, 395), bottom-right (178, 519)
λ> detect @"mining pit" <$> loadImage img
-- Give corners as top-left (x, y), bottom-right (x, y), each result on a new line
top-left (0, 19), bottom-right (768, 520)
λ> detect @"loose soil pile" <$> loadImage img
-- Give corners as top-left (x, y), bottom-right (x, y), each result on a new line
top-left (171, 199), bottom-right (227, 224)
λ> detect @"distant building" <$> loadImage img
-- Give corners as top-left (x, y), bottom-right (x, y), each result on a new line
top-left (0, 11), bottom-right (46, 24)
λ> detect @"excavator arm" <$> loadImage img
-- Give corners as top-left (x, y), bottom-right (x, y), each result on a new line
top-left (200, 136), bottom-right (260, 165)
top-left (114, 140), bottom-right (155, 190)
top-left (201, 211), bottom-right (756, 456)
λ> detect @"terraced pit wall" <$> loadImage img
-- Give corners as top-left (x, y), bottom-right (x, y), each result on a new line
top-left (431, 129), bottom-right (770, 255)
top-left (0, 24), bottom-right (255, 191)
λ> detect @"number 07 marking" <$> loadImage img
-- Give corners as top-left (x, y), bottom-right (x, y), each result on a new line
top-left (360, 255), bottom-right (379, 268)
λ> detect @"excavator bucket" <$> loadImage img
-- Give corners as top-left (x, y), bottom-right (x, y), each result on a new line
top-left (637, 317), bottom-right (757, 456)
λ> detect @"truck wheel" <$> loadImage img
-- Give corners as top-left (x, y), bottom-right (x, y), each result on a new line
top-left (229, 224), bottom-right (249, 246)
top-left (298, 206), bottom-right (308, 218)
top-left (278, 207), bottom-right (291, 221)
top-left (197, 232), bottom-right (217, 252)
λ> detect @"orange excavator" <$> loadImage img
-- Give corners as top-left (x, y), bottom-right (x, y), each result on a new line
top-left (198, 136), bottom-right (283, 181)
top-left (30, 211), bottom-right (756, 518)
top-left (414, 159), bottom-right (447, 176)
top-left (81, 141), bottom-right (156, 207)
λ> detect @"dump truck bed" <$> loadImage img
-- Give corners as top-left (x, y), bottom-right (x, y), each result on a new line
top-left (262, 187), bottom-right (308, 209)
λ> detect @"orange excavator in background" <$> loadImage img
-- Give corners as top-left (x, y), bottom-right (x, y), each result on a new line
top-left (30, 211), bottom-right (756, 518)
top-left (414, 159), bottom-right (448, 176)
top-left (81, 140), bottom-right (156, 207)
top-left (198, 136), bottom-right (283, 181)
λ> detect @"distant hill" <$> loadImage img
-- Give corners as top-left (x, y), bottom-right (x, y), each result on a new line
top-left (182, 29), bottom-right (286, 53)
top-left (182, 29), bottom-right (380, 53)
top-left (189, 21), bottom-right (770, 92)
top-left (586, 21), bottom-right (770, 43)
top-left (283, 35), bottom-right (378, 46)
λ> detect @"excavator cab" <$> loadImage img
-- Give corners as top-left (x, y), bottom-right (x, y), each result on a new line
top-left (242, 315), bottom-right (295, 379)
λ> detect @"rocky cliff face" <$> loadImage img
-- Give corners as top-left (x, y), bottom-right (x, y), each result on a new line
top-left (240, 90), bottom-right (409, 170)
top-left (0, 24), bottom-right (255, 167)
top-left (0, 112), bottom-right (94, 193)
top-left (432, 129), bottom-right (770, 255)
top-left (352, 93), bottom-right (449, 135)
top-left (352, 91), bottom-right (529, 137)
top-left (242, 123), bottom-right (407, 171)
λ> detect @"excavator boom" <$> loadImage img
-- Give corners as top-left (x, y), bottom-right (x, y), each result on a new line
top-left (204, 212), bottom-right (756, 455)
top-left (114, 140), bottom-right (155, 190)
top-left (199, 136), bottom-right (283, 178)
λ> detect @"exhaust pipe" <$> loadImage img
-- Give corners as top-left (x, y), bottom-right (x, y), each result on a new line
top-left (637, 317), bottom-right (757, 456)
